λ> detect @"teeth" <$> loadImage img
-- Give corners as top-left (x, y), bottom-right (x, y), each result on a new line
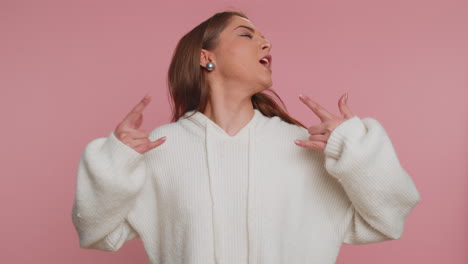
top-left (260, 57), bottom-right (269, 64)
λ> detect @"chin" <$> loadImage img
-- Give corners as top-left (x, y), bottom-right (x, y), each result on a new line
top-left (258, 81), bottom-right (273, 92)
top-left (262, 78), bottom-right (273, 89)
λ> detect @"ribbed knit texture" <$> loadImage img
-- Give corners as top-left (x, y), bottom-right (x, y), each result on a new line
top-left (71, 109), bottom-right (421, 264)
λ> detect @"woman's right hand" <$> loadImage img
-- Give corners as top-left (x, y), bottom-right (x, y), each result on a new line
top-left (113, 94), bottom-right (166, 154)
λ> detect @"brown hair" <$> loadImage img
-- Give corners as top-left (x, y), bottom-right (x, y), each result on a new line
top-left (167, 10), bottom-right (306, 129)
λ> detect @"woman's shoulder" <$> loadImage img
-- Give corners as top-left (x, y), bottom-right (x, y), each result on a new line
top-left (147, 121), bottom-right (184, 142)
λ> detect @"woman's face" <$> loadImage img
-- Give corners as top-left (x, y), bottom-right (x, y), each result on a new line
top-left (203, 16), bottom-right (273, 93)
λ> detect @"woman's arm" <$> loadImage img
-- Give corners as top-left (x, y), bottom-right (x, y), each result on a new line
top-left (71, 130), bottom-right (146, 251)
top-left (323, 116), bottom-right (421, 244)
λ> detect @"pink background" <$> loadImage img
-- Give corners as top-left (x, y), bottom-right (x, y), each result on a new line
top-left (2, 0), bottom-right (467, 263)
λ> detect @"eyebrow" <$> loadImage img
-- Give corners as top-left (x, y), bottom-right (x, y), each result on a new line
top-left (233, 25), bottom-right (265, 39)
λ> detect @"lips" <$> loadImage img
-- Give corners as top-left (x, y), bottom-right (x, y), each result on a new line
top-left (259, 54), bottom-right (272, 72)
top-left (260, 54), bottom-right (272, 64)
top-left (259, 61), bottom-right (271, 72)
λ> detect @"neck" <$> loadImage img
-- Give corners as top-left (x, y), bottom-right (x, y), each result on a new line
top-left (203, 84), bottom-right (255, 137)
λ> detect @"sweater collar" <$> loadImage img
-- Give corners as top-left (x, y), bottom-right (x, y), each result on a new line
top-left (182, 108), bottom-right (262, 140)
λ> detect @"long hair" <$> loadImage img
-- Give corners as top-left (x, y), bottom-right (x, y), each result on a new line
top-left (167, 10), bottom-right (306, 129)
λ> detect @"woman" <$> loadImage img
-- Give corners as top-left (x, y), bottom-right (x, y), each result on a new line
top-left (71, 11), bottom-right (421, 264)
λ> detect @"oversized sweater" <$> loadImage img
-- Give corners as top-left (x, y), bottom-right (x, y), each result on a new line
top-left (71, 108), bottom-right (421, 264)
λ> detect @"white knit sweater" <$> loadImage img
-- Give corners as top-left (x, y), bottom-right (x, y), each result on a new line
top-left (71, 108), bottom-right (421, 264)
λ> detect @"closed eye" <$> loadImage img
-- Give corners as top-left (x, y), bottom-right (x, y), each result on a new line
top-left (241, 34), bottom-right (253, 39)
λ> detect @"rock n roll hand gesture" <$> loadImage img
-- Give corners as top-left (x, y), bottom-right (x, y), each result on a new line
top-left (114, 95), bottom-right (167, 154)
top-left (294, 93), bottom-right (355, 151)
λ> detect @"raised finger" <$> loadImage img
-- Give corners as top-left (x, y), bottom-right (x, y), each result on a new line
top-left (123, 95), bottom-right (151, 125)
top-left (299, 94), bottom-right (335, 121)
top-left (339, 93), bottom-right (355, 119)
top-left (134, 114), bottom-right (143, 129)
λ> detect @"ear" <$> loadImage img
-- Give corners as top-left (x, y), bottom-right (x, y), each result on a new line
top-left (200, 49), bottom-right (213, 68)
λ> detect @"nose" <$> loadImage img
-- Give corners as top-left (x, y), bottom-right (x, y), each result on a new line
top-left (262, 39), bottom-right (272, 51)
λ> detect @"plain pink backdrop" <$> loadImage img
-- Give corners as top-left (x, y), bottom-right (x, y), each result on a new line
top-left (2, 0), bottom-right (467, 263)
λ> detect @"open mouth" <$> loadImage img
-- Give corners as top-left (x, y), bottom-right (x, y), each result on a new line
top-left (259, 58), bottom-right (271, 71)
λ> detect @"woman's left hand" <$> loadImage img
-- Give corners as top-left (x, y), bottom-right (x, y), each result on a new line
top-left (294, 93), bottom-right (356, 151)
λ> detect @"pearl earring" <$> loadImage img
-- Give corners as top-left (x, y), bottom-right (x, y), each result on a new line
top-left (206, 62), bottom-right (215, 71)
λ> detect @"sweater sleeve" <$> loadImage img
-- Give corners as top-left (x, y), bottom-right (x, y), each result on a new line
top-left (71, 130), bottom-right (147, 251)
top-left (323, 116), bottom-right (421, 244)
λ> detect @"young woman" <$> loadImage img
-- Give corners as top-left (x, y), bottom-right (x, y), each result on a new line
top-left (71, 10), bottom-right (421, 264)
